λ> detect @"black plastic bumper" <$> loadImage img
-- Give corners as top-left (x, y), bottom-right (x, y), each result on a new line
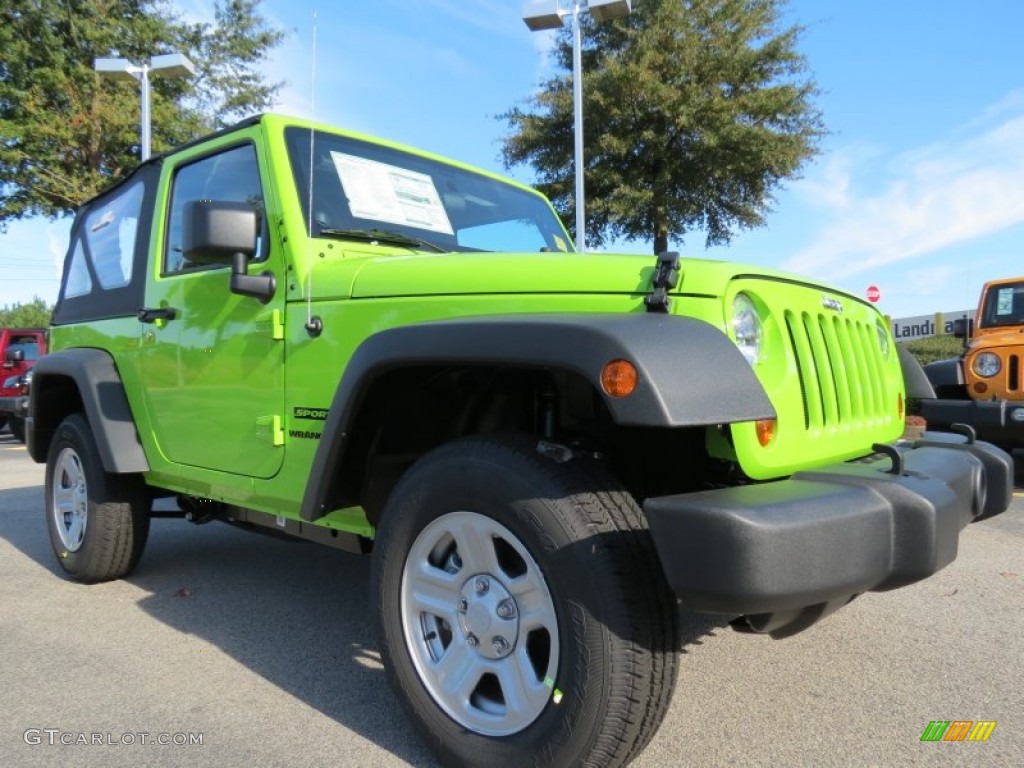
top-left (919, 397), bottom-right (1024, 448)
top-left (0, 395), bottom-right (21, 414)
top-left (643, 436), bottom-right (1014, 637)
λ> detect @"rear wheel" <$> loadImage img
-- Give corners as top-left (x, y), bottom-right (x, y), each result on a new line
top-left (45, 414), bottom-right (149, 582)
top-left (372, 436), bottom-right (678, 768)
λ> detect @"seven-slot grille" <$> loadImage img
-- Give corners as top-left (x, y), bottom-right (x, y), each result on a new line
top-left (784, 310), bottom-right (889, 430)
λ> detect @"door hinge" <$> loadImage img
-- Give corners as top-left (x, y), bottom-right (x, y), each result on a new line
top-left (256, 414), bottom-right (285, 446)
top-left (272, 308), bottom-right (285, 341)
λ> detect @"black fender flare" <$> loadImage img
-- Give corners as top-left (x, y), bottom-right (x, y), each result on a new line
top-left (300, 313), bottom-right (775, 521)
top-left (898, 345), bottom-right (938, 399)
top-left (28, 348), bottom-right (149, 473)
top-left (921, 356), bottom-right (965, 393)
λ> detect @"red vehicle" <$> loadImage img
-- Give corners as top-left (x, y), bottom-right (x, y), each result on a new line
top-left (1, 329), bottom-right (47, 442)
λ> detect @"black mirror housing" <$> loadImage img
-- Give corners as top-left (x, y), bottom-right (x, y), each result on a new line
top-left (5, 348), bottom-right (25, 363)
top-left (183, 200), bottom-right (258, 265)
top-left (952, 317), bottom-right (973, 340)
top-left (182, 200), bottom-right (274, 303)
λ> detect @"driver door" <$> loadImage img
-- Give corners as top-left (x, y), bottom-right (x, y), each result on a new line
top-left (138, 138), bottom-right (285, 479)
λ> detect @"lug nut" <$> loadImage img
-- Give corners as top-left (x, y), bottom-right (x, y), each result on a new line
top-left (458, 599), bottom-right (468, 612)
top-left (492, 637), bottom-right (509, 655)
top-left (496, 599), bottom-right (516, 619)
top-left (475, 577), bottom-right (490, 595)
top-left (466, 633), bottom-right (478, 647)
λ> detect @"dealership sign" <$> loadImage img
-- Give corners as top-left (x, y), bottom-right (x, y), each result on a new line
top-left (890, 310), bottom-right (972, 341)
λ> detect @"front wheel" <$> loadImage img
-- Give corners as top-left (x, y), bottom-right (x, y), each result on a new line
top-left (45, 413), bottom-right (150, 582)
top-left (372, 436), bottom-right (678, 768)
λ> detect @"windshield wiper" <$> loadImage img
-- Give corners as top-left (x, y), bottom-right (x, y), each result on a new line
top-left (318, 227), bottom-right (448, 253)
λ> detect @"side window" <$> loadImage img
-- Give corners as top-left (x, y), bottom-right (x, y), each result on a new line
top-left (82, 179), bottom-right (144, 289)
top-left (64, 239), bottom-right (93, 298)
top-left (165, 144), bottom-right (266, 274)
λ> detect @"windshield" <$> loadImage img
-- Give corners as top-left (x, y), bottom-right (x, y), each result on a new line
top-left (979, 281), bottom-right (1024, 328)
top-left (285, 128), bottom-right (573, 254)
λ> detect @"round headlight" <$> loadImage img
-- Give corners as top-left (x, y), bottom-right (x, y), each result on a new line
top-left (2, 375), bottom-right (19, 388)
top-left (972, 352), bottom-right (1001, 378)
top-left (732, 293), bottom-right (763, 366)
top-left (876, 320), bottom-right (891, 359)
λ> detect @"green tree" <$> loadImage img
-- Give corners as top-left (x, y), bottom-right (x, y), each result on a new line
top-left (0, 0), bottom-right (283, 228)
top-left (501, 0), bottom-right (825, 253)
top-left (0, 297), bottom-right (53, 328)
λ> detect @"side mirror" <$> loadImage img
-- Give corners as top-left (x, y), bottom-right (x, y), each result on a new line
top-left (952, 317), bottom-right (972, 340)
top-left (4, 348), bottom-right (25, 363)
top-left (183, 200), bottom-right (275, 303)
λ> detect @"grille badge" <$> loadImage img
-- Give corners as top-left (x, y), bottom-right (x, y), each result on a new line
top-left (821, 295), bottom-right (844, 313)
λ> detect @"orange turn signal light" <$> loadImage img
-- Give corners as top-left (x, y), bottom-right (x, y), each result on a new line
top-left (600, 359), bottom-right (638, 398)
top-left (755, 419), bottom-right (776, 447)
top-left (973, 382), bottom-right (988, 394)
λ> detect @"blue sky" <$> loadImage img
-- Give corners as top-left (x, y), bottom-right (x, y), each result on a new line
top-left (2, 0), bottom-right (1022, 319)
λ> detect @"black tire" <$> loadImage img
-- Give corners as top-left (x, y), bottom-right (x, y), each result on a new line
top-left (0, 415), bottom-right (7, 432)
top-left (9, 415), bottom-right (25, 443)
top-left (372, 436), bottom-right (679, 768)
top-left (45, 413), bottom-right (150, 583)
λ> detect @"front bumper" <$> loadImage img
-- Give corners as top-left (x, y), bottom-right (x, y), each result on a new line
top-left (919, 397), bottom-right (1024, 448)
top-left (643, 435), bottom-right (1013, 637)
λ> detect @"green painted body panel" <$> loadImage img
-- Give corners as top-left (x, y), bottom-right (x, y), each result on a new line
top-left (48, 113), bottom-right (906, 538)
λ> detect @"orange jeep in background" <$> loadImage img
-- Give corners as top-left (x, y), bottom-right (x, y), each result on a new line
top-left (922, 277), bottom-right (1024, 450)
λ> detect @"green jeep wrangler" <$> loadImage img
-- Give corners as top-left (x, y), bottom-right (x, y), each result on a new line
top-left (28, 114), bottom-right (1013, 768)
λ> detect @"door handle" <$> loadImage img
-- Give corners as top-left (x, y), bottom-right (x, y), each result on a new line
top-left (137, 307), bottom-right (178, 324)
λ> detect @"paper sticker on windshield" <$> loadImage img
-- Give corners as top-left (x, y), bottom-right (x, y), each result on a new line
top-left (552, 235), bottom-right (568, 252)
top-left (331, 152), bottom-right (453, 235)
top-left (996, 288), bottom-right (1014, 315)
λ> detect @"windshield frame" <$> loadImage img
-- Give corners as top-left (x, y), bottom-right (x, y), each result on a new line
top-left (978, 281), bottom-right (1024, 329)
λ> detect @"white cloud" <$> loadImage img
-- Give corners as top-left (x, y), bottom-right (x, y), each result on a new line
top-left (784, 98), bottom-right (1024, 281)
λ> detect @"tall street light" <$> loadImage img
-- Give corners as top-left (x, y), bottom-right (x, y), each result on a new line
top-left (522, 0), bottom-right (631, 253)
top-left (95, 53), bottom-right (197, 161)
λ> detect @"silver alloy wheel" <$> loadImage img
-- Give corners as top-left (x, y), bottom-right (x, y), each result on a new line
top-left (52, 447), bottom-right (88, 552)
top-left (400, 510), bottom-right (559, 736)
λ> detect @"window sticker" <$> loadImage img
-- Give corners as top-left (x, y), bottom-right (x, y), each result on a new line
top-left (552, 235), bottom-right (568, 253)
top-left (331, 152), bottom-right (454, 235)
top-left (996, 287), bottom-right (1014, 315)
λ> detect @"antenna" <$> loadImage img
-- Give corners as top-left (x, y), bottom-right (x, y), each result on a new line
top-left (304, 11), bottom-right (323, 337)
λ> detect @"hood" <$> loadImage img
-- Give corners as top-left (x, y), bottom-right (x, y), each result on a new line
top-left (345, 250), bottom-right (810, 301)
top-left (349, 251), bottom-right (653, 298)
top-left (970, 326), bottom-right (1024, 350)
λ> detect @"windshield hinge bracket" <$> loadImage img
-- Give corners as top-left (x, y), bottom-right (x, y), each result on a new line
top-left (644, 251), bottom-right (681, 314)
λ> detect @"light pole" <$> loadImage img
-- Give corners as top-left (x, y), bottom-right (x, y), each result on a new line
top-left (95, 53), bottom-right (196, 161)
top-left (522, 0), bottom-right (631, 253)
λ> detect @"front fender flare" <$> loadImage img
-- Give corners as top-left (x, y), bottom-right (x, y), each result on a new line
top-left (921, 357), bottom-right (965, 393)
top-left (300, 313), bottom-right (775, 521)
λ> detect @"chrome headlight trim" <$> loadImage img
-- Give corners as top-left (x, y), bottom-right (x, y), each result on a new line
top-left (972, 351), bottom-right (1001, 378)
top-left (732, 293), bottom-right (763, 366)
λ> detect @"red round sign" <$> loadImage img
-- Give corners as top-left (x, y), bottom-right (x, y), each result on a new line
top-left (866, 285), bottom-right (881, 303)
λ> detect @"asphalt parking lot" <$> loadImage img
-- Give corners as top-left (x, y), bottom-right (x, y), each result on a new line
top-left (1, 428), bottom-right (1021, 768)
